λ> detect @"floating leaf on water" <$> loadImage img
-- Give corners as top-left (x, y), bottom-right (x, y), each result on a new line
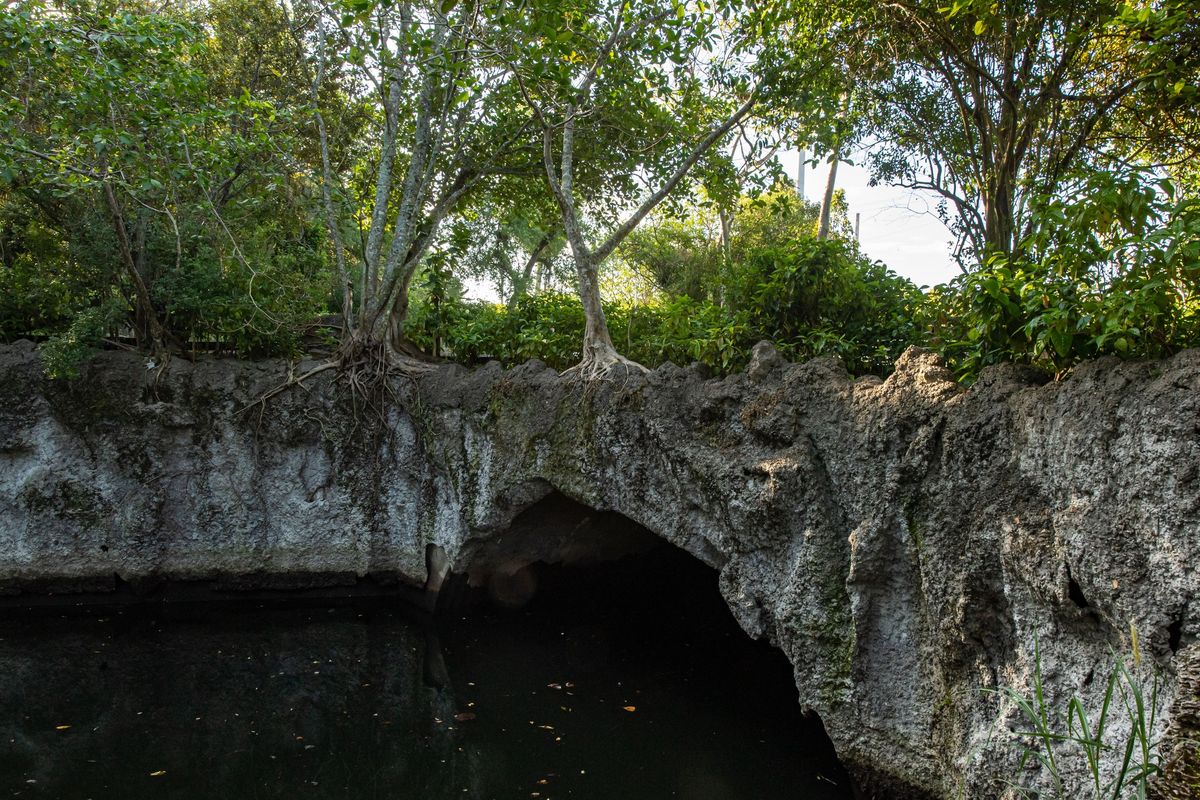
top-left (623, 706), bottom-right (637, 712)
top-left (54, 725), bottom-right (71, 731)
top-left (149, 770), bottom-right (166, 777)
top-left (453, 712), bottom-right (476, 722)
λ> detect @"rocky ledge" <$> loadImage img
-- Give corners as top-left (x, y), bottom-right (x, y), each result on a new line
top-left (1, 339), bottom-right (1198, 798)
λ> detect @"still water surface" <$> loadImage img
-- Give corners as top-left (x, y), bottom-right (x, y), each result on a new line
top-left (0, 553), bottom-right (851, 799)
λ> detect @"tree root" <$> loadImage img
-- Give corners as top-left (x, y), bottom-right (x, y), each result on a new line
top-left (561, 346), bottom-right (650, 383)
top-left (235, 334), bottom-right (436, 426)
top-left (236, 360), bottom-right (340, 420)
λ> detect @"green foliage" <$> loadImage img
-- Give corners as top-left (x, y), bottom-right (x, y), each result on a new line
top-left (622, 183), bottom-right (849, 303)
top-left (39, 294), bottom-right (127, 379)
top-left (410, 234), bottom-right (922, 376)
top-left (0, 0), bottom-right (334, 362)
top-left (0, 0), bottom-right (1196, 385)
top-left (928, 168), bottom-right (1200, 378)
top-left (724, 238), bottom-right (924, 374)
top-left (415, 293), bottom-right (586, 371)
top-left (152, 220), bottom-right (331, 356)
top-left (0, 196), bottom-right (98, 340)
top-left (620, 215), bottom-right (721, 303)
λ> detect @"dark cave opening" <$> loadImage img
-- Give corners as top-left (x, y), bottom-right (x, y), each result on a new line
top-left (437, 490), bottom-right (855, 800)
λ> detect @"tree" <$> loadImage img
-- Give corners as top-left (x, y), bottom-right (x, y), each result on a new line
top-left (0, 0), bottom-right (333, 367)
top-left (294, 0), bottom-right (539, 368)
top-left (750, 0), bottom-right (859, 241)
top-left (451, 198), bottom-right (567, 309)
top-left (0, 2), bottom-right (203, 351)
top-left (487, 0), bottom-right (760, 377)
top-left (620, 181), bottom-right (850, 303)
top-left (850, 0), bottom-right (1200, 265)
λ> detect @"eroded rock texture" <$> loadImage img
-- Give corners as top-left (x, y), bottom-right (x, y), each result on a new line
top-left (2, 339), bottom-right (1198, 798)
top-left (1153, 642), bottom-right (1200, 800)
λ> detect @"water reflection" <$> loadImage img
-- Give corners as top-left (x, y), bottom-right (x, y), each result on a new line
top-left (0, 606), bottom-right (463, 798)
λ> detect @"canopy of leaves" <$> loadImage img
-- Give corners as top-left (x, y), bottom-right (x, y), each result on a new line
top-left (0, 0), bottom-right (1196, 382)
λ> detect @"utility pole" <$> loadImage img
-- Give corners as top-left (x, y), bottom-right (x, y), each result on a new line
top-left (796, 147), bottom-right (806, 200)
top-left (855, 213), bottom-right (861, 242)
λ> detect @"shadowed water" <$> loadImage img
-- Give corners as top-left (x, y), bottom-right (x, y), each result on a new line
top-left (0, 547), bottom-right (852, 799)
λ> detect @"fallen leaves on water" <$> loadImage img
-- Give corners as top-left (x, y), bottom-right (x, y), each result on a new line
top-left (622, 706), bottom-right (637, 712)
top-left (453, 712), bottom-right (476, 722)
top-left (149, 771), bottom-right (166, 777)
top-left (54, 725), bottom-right (71, 731)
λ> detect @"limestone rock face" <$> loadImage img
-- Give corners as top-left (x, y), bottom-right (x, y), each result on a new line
top-left (2, 339), bottom-right (1198, 798)
top-left (1153, 642), bottom-right (1200, 800)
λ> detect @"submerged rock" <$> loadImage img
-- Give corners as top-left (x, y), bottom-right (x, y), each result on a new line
top-left (1, 341), bottom-right (1198, 798)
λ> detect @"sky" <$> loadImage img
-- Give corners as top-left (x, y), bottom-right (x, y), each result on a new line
top-left (779, 148), bottom-right (963, 289)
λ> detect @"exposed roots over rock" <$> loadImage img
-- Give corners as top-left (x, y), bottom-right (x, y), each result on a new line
top-left (336, 335), bottom-right (434, 397)
top-left (237, 334), bottom-right (435, 425)
top-left (236, 360), bottom-right (339, 420)
top-left (561, 342), bottom-right (650, 383)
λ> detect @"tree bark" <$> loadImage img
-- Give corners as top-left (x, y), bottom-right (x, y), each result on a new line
top-left (719, 208), bottom-right (733, 265)
top-left (575, 252), bottom-right (618, 363)
top-left (308, 9), bottom-right (354, 326)
top-left (983, 167), bottom-right (1017, 259)
top-left (818, 89), bottom-right (851, 241)
top-left (102, 180), bottom-right (164, 352)
top-left (507, 232), bottom-right (551, 310)
top-left (817, 151), bottom-right (840, 241)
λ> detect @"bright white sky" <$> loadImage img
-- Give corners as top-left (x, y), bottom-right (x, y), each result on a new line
top-left (779, 148), bottom-right (963, 288)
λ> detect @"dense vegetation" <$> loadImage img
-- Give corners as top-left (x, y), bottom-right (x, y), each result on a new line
top-left (1, 0), bottom-right (1197, 380)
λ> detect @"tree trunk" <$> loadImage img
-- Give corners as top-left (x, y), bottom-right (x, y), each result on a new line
top-left (983, 171), bottom-right (1017, 259)
top-left (719, 208), bottom-right (733, 266)
top-left (818, 87), bottom-right (852, 242)
top-left (103, 180), bottom-right (164, 353)
top-left (575, 253), bottom-right (618, 364)
top-left (817, 151), bottom-right (840, 241)
top-left (507, 232), bottom-right (551, 310)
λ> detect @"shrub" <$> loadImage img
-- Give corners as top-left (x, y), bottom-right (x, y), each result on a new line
top-left (409, 236), bottom-right (924, 377)
top-left (928, 169), bottom-right (1200, 379)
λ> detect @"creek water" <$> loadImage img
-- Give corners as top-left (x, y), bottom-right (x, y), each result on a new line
top-left (0, 546), bottom-right (852, 799)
